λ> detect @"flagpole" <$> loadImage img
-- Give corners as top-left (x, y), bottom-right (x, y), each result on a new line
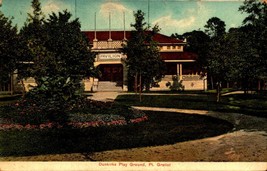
top-left (75, 0), bottom-right (77, 18)
top-left (94, 12), bottom-right (97, 40)
top-left (148, 0), bottom-right (150, 28)
top-left (123, 12), bottom-right (126, 40)
top-left (109, 12), bottom-right (111, 40)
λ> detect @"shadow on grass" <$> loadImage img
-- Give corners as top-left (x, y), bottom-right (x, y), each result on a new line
top-left (0, 111), bottom-right (233, 157)
top-left (116, 94), bottom-right (267, 118)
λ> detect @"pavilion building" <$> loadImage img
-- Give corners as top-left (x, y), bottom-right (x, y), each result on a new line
top-left (4, 30), bottom-right (207, 93)
top-left (82, 30), bottom-right (207, 91)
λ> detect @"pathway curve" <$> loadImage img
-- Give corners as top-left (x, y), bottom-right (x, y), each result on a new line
top-left (1, 92), bottom-right (267, 162)
top-left (88, 107), bottom-right (267, 161)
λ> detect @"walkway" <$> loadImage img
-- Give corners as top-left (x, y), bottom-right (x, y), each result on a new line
top-left (88, 107), bottom-right (267, 161)
top-left (88, 91), bottom-right (121, 101)
top-left (88, 92), bottom-right (267, 161)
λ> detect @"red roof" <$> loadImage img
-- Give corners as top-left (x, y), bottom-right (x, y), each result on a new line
top-left (82, 31), bottom-right (184, 44)
top-left (160, 52), bottom-right (198, 60)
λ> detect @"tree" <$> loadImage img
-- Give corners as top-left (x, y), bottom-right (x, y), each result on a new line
top-left (204, 17), bottom-right (226, 38)
top-left (226, 28), bottom-right (262, 93)
top-left (207, 35), bottom-right (231, 102)
top-left (204, 17), bottom-right (227, 101)
top-left (30, 10), bottom-right (95, 123)
top-left (170, 33), bottom-right (184, 40)
top-left (206, 26), bottom-right (261, 101)
top-left (180, 30), bottom-right (210, 75)
top-left (122, 10), bottom-right (165, 93)
top-left (18, 0), bottom-right (96, 124)
top-left (18, 0), bottom-right (45, 80)
top-left (239, 0), bottom-right (267, 91)
top-left (0, 12), bottom-right (19, 93)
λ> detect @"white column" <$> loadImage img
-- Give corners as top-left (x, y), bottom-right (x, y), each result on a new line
top-left (179, 64), bottom-right (182, 80)
top-left (176, 63), bottom-right (180, 76)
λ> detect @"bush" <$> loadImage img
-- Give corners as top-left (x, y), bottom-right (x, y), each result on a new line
top-left (1, 95), bottom-right (148, 126)
top-left (166, 75), bottom-right (185, 91)
top-left (10, 76), bottom-right (86, 125)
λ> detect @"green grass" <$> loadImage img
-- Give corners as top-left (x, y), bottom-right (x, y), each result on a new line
top-left (115, 93), bottom-right (267, 118)
top-left (116, 94), bottom-right (218, 110)
top-left (1, 90), bottom-right (263, 158)
top-left (137, 88), bottom-right (236, 95)
top-left (0, 111), bottom-right (233, 157)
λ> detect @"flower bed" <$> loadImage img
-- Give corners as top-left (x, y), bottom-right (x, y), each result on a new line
top-left (0, 100), bottom-right (148, 130)
top-left (0, 115), bottom-right (147, 130)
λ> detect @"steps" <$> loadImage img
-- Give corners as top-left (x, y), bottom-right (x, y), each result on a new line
top-left (96, 81), bottom-right (123, 92)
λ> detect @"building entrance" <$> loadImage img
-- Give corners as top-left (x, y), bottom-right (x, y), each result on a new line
top-left (99, 64), bottom-right (123, 82)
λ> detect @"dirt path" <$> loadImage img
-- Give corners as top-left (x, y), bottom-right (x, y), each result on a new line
top-left (88, 107), bottom-right (267, 161)
top-left (89, 130), bottom-right (267, 161)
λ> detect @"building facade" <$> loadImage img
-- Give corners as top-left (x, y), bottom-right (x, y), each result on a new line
top-left (82, 30), bottom-right (207, 91)
top-left (15, 30), bottom-right (207, 92)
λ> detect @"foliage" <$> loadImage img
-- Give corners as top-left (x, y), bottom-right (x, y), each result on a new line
top-left (239, 0), bottom-right (267, 86)
top-left (204, 17), bottom-right (226, 38)
top-left (226, 28), bottom-right (261, 92)
top-left (166, 75), bottom-right (185, 91)
top-left (203, 2), bottom-right (267, 98)
top-left (0, 111), bottom-right (233, 157)
top-left (19, 76), bottom-right (86, 124)
top-left (170, 33), bottom-right (184, 40)
top-left (27, 0), bottom-right (45, 24)
top-left (17, 0), bottom-right (96, 124)
top-left (18, 0), bottom-right (45, 79)
top-left (182, 31), bottom-right (210, 71)
top-left (0, 12), bottom-right (19, 84)
top-left (0, 95), bottom-right (148, 126)
top-left (20, 8), bottom-right (96, 82)
top-left (207, 36), bottom-right (230, 82)
top-left (122, 10), bottom-right (165, 91)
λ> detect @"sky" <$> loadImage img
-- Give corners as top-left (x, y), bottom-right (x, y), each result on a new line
top-left (0, 0), bottom-right (248, 36)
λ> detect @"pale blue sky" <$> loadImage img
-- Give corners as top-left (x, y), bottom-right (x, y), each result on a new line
top-left (0, 0), bottom-right (248, 36)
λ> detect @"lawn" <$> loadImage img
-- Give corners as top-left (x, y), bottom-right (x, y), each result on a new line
top-left (0, 111), bottom-right (233, 157)
top-left (0, 93), bottom-right (235, 158)
top-left (6, 91), bottom-right (264, 158)
top-left (115, 93), bottom-right (267, 118)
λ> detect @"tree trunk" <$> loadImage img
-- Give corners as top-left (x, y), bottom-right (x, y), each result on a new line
top-left (258, 80), bottom-right (261, 91)
top-left (211, 76), bottom-right (214, 90)
top-left (20, 79), bottom-right (26, 98)
top-left (145, 82), bottom-right (150, 92)
top-left (139, 72), bottom-right (142, 102)
top-left (243, 80), bottom-right (248, 94)
top-left (134, 73), bottom-right (138, 94)
top-left (216, 82), bottom-right (221, 102)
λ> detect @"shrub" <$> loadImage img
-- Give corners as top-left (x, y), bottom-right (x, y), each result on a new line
top-left (166, 75), bottom-right (185, 91)
top-left (12, 76), bottom-right (86, 125)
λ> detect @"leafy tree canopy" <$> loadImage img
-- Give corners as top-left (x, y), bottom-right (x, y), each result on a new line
top-left (0, 12), bottom-right (19, 84)
top-left (17, 0), bottom-right (96, 123)
top-left (122, 10), bottom-right (165, 91)
top-left (204, 17), bottom-right (226, 38)
top-left (239, 0), bottom-right (267, 80)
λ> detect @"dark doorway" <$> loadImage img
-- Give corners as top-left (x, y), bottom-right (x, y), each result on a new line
top-left (99, 64), bottom-right (123, 82)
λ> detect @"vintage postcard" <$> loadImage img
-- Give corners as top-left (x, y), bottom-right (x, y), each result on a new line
top-left (0, 0), bottom-right (266, 170)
